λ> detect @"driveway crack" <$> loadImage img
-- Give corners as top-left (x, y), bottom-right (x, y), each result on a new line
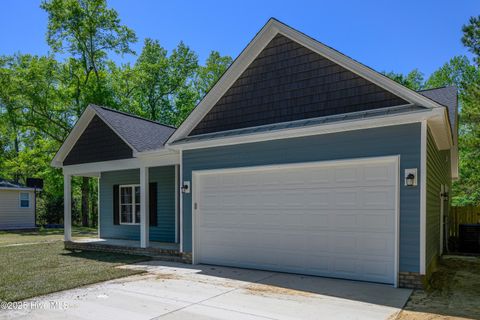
top-left (150, 272), bottom-right (278, 320)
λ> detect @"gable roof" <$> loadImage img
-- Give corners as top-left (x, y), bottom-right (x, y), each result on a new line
top-left (167, 18), bottom-right (449, 145)
top-left (52, 105), bottom-right (176, 167)
top-left (417, 86), bottom-right (457, 132)
top-left (190, 33), bottom-right (411, 136)
top-left (90, 105), bottom-right (176, 152)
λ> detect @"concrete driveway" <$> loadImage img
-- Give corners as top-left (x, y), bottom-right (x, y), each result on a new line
top-left (1, 261), bottom-right (412, 320)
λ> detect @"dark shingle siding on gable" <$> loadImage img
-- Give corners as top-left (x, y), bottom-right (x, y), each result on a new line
top-left (190, 34), bottom-right (408, 135)
top-left (63, 115), bottom-right (133, 165)
top-left (91, 106), bottom-right (176, 152)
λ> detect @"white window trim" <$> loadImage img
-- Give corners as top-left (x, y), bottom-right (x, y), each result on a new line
top-left (19, 192), bottom-right (31, 209)
top-left (119, 184), bottom-right (140, 225)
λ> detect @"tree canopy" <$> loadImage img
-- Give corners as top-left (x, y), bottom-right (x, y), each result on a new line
top-left (0, 0), bottom-right (232, 226)
top-left (0, 3), bottom-right (478, 227)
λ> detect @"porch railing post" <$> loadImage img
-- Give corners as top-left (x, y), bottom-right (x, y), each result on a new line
top-left (140, 166), bottom-right (149, 248)
top-left (64, 173), bottom-right (72, 241)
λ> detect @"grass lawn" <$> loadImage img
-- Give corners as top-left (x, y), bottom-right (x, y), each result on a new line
top-left (0, 232), bottom-right (149, 302)
top-left (0, 227), bottom-right (97, 246)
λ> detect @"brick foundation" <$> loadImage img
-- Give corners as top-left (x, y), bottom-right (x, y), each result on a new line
top-left (66, 241), bottom-right (429, 287)
top-left (65, 241), bottom-right (192, 264)
top-left (398, 272), bottom-right (425, 289)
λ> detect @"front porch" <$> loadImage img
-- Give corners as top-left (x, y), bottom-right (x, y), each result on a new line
top-left (64, 238), bottom-right (191, 263)
top-left (61, 155), bottom-right (183, 258)
top-left (50, 105), bottom-right (184, 255)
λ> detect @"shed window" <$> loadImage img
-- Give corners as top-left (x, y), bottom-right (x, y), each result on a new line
top-left (119, 185), bottom-right (140, 224)
top-left (20, 192), bottom-right (30, 208)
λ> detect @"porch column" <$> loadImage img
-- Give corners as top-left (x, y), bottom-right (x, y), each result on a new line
top-left (140, 166), bottom-right (149, 248)
top-left (64, 173), bottom-right (72, 241)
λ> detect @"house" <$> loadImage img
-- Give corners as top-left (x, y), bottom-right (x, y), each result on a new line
top-left (0, 178), bottom-right (37, 230)
top-left (51, 19), bottom-right (458, 288)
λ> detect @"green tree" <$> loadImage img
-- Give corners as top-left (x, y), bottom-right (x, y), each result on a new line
top-left (41, 0), bottom-right (137, 226)
top-left (425, 55), bottom-right (480, 205)
top-left (0, 0), bottom-right (232, 228)
top-left (133, 39), bottom-right (198, 124)
top-left (383, 69), bottom-right (424, 90)
top-left (462, 15), bottom-right (480, 65)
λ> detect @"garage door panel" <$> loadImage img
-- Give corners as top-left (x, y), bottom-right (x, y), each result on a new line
top-left (195, 158), bottom-right (397, 284)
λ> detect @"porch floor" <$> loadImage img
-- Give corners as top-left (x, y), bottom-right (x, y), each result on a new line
top-left (72, 237), bottom-right (179, 250)
top-left (65, 238), bottom-right (188, 263)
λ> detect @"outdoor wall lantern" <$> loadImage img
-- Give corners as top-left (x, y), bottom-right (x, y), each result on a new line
top-left (440, 191), bottom-right (449, 201)
top-left (181, 181), bottom-right (190, 193)
top-left (406, 173), bottom-right (415, 186)
top-left (404, 168), bottom-right (418, 187)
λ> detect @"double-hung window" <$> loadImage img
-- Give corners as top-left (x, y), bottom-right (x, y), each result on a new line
top-left (19, 192), bottom-right (30, 208)
top-left (120, 185), bottom-right (140, 224)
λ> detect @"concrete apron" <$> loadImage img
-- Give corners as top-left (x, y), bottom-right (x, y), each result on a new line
top-left (0, 261), bottom-right (412, 320)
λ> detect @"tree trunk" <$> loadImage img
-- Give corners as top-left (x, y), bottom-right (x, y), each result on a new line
top-left (13, 135), bottom-right (20, 183)
top-left (81, 177), bottom-right (89, 227)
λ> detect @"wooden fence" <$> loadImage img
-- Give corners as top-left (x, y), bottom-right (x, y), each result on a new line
top-left (448, 206), bottom-right (480, 238)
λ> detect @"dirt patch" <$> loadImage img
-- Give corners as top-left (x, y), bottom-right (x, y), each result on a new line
top-left (396, 310), bottom-right (473, 320)
top-left (244, 283), bottom-right (314, 298)
top-left (397, 256), bottom-right (480, 320)
top-left (156, 273), bottom-right (183, 281)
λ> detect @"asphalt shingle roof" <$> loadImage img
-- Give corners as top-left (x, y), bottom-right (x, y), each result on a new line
top-left (90, 105), bottom-right (176, 152)
top-left (0, 178), bottom-right (28, 189)
top-left (417, 86), bottom-right (458, 131)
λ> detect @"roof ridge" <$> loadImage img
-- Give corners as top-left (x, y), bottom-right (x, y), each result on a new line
top-left (90, 104), bottom-right (177, 129)
top-left (417, 86), bottom-right (457, 93)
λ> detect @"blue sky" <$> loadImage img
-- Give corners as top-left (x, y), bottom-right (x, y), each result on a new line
top-left (0, 0), bottom-right (478, 78)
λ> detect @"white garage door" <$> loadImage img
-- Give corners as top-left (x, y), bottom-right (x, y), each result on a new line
top-left (193, 157), bottom-right (398, 284)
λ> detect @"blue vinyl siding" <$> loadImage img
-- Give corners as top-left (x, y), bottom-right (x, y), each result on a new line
top-left (183, 123), bottom-right (422, 272)
top-left (99, 166), bottom-right (176, 242)
top-left (425, 128), bottom-right (450, 270)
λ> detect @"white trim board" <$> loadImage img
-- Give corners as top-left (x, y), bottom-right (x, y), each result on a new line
top-left (51, 107), bottom-right (96, 167)
top-left (420, 120), bottom-right (427, 275)
top-left (168, 18), bottom-right (450, 145)
top-left (191, 155), bottom-right (401, 287)
top-left (170, 108), bottom-right (450, 151)
top-left (51, 105), bottom-right (138, 168)
top-left (62, 153), bottom-right (180, 176)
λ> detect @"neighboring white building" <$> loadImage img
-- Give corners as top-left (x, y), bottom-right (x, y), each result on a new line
top-left (0, 179), bottom-right (36, 230)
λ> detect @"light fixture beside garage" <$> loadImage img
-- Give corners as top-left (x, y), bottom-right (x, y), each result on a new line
top-left (405, 169), bottom-right (417, 187)
top-left (181, 181), bottom-right (190, 193)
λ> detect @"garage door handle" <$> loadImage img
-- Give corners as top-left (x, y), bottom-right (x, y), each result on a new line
top-left (194, 203), bottom-right (198, 210)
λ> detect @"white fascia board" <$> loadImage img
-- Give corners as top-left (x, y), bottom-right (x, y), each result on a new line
top-left (168, 19), bottom-right (447, 144)
top-left (62, 158), bottom-right (141, 176)
top-left (419, 120), bottom-right (427, 275)
top-left (166, 20), bottom-right (278, 144)
top-left (133, 148), bottom-right (178, 158)
top-left (136, 151), bottom-right (180, 167)
top-left (62, 152), bottom-right (180, 176)
top-left (51, 106), bottom-right (96, 167)
top-left (451, 145), bottom-right (459, 180)
top-left (426, 109), bottom-right (454, 151)
top-left (169, 109), bottom-right (443, 151)
top-left (275, 22), bottom-right (446, 110)
top-left (51, 105), bottom-right (141, 168)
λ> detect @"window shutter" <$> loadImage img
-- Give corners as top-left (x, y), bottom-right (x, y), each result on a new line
top-left (113, 185), bottom-right (120, 225)
top-left (149, 182), bottom-right (157, 226)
